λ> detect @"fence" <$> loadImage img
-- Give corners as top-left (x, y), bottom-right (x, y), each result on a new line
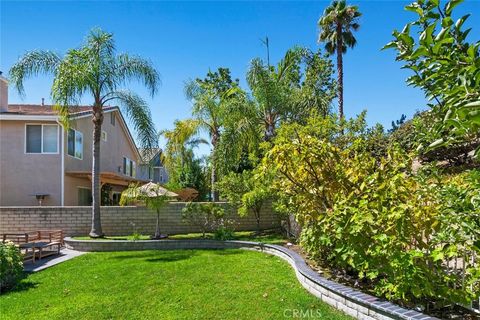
top-left (0, 202), bottom-right (280, 236)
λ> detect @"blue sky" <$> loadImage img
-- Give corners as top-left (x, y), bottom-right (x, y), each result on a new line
top-left (1, 0), bottom-right (479, 155)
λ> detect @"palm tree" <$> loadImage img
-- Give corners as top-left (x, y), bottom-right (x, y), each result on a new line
top-left (160, 119), bottom-right (207, 184)
top-left (9, 28), bottom-right (160, 238)
top-left (184, 68), bottom-right (239, 201)
top-left (318, 0), bottom-right (361, 119)
top-left (246, 48), bottom-right (302, 141)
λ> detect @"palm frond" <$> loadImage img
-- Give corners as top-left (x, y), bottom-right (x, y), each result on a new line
top-left (113, 90), bottom-right (158, 150)
top-left (116, 54), bottom-right (161, 97)
top-left (8, 50), bottom-right (61, 96)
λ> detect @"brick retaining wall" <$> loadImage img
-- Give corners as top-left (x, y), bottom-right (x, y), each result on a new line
top-left (0, 202), bottom-right (280, 236)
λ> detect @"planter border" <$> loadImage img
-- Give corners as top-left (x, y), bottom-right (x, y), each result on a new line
top-left (64, 237), bottom-right (437, 320)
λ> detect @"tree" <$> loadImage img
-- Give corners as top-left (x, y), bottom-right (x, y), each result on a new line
top-left (318, 0), bottom-right (361, 119)
top-left (184, 68), bottom-right (240, 201)
top-left (384, 0), bottom-right (480, 158)
top-left (9, 28), bottom-right (160, 237)
top-left (247, 48), bottom-right (303, 141)
top-left (120, 183), bottom-right (169, 239)
top-left (160, 119), bottom-right (204, 183)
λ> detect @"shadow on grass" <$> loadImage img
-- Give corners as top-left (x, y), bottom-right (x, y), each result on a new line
top-left (110, 251), bottom-right (198, 263)
top-left (145, 251), bottom-right (198, 263)
top-left (1, 276), bottom-right (38, 295)
top-left (208, 249), bottom-right (245, 256)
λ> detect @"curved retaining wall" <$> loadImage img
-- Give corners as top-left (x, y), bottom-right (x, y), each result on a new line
top-left (65, 238), bottom-right (437, 320)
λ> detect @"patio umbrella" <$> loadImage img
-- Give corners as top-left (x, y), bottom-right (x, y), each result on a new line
top-left (137, 182), bottom-right (178, 198)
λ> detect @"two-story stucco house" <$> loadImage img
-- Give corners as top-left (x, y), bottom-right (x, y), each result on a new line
top-left (0, 75), bottom-right (146, 206)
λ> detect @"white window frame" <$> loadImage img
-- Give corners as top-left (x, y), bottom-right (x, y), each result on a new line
top-left (25, 123), bottom-right (59, 154)
top-left (67, 128), bottom-right (84, 160)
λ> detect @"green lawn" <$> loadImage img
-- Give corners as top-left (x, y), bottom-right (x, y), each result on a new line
top-left (0, 250), bottom-right (351, 320)
top-left (72, 230), bottom-right (289, 245)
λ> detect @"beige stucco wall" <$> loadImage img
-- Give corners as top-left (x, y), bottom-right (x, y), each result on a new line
top-left (0, 110), bottom-right (140, 206)
top-left (64, 111), bottom-right (139, 174)
top-left (0, 120), bottom-right (62, 206)
top-left (63, 111), bottom-right (140, 206)
top-left (64, 175), bottom-right (91, 206)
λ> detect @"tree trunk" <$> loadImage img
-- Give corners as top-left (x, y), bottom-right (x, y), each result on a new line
top-left (89, 106), bottom-right (104, 238)
top-left (211, 134), bottom-right (219, 202)
top-left (154, 209), bottom-right (161, 239)
top-left (255, 209), bottom-right (261, 233)
top-left (336, 23), bottom-right (344, 120)
top-left (264, 121), bottom-right (275, 142)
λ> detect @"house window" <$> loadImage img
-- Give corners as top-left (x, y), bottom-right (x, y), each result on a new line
top-left (78, 188), bottom-right (92, 206)
top-left (110, 113), bottom-right (116, 126)
top-left (67, 129), bottom-right (83, 159)
top-left (101, 131), bottom-right (107, 142)
top-left (123, 157), bottom-right (136, 177)
top-left (26, 124), bottom-right (58, 154)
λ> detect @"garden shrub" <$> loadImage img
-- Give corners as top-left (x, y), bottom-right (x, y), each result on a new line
top-left (263, 114), bottom-right (479, 307)
top-left (213, 224), bottom-right (235, 241)
top-left (0, 241), bottom-right (24, 292)
top-left (182, 202), bottom-right (226, 237)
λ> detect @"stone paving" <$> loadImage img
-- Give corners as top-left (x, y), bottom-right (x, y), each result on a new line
top-left (24, 248), bottom-right (86, 272)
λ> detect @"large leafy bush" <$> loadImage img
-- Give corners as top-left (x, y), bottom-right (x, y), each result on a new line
top-left (0, 241), bottom-right (23, 292)
top-left (263, 114), bottom-right (479, 306)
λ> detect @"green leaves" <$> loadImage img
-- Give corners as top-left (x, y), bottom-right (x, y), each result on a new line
top-left (385, 0), bottom-right (480, 159)
top-left (445, 0), bottom-right (463, 15)
top-left (9, 50), bottom-right (61, 96)
top-left (263, 112), bottom-right (480, 305)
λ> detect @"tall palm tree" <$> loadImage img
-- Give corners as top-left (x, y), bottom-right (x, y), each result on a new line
top-left (247, 48), bottom-right (302, 141)
top-left (9, 28), bottom-right (160, 238)
top-left (184, 68), bottom-right (239, 201)
top-left (318, 0), bottom-right (361, 119)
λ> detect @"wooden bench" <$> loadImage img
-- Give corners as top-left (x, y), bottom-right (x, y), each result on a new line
top-left (2, 232), bottom-right (38, 262)
top-left (2, 230), bottom-right (64, 263)
top-left (29, 230), bottom-right (64, 261)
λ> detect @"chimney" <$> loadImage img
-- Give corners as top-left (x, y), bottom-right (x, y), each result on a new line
top-left (0, 72), bottom-right (8, 113)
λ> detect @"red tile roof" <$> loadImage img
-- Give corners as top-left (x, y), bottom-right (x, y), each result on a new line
top-left (3, 104), bottom-right (116, 116)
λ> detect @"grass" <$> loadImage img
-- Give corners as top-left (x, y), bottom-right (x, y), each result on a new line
top-left (0, 250), bottom-right (351, 320)
top-left (72, 230), bottom-right (289, 245)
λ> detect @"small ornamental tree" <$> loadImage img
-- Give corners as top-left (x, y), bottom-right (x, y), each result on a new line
top-left (181, 202), bottom-right (225, 238)
top-left (217, 168), bottom-right (273, 232)
top-left (120, 183), bottom-right (169, 239)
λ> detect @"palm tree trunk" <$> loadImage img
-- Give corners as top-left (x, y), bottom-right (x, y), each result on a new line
top-left (336, 23), bottom-right (344, 119)
top-left (89, 107), bottom-right (104, 238)
top-left (211, 134), bottom-right (219, 202)
top-left (154, 209), bottom-right (161, 238)
top-left (264, 121), bottom-right (275, 142)
top-left (211, 154), bottom-right (219, 202)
